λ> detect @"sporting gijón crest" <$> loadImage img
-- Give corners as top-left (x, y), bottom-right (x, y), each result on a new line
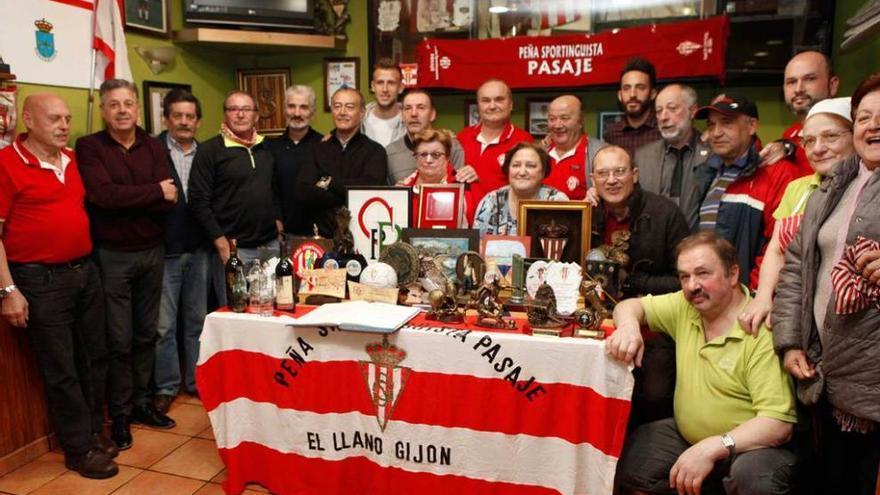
top-left (358, 337), bottom-right (411, 432)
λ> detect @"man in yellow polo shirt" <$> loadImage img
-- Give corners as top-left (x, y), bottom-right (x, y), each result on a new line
top-left (607, 231), bottom-right (797, 495)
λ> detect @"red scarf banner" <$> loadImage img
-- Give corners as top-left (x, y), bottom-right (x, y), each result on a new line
top-left (417, 16), bottom-right (729, 90)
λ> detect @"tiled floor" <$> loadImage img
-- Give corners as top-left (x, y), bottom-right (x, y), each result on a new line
top-left (0, 396), bottom-right (270, 495)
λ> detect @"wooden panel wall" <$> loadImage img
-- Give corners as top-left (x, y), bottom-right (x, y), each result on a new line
top-left (0, 322), bottom-right (51, 463)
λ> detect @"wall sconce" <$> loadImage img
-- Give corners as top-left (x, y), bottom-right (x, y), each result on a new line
top-left (135, 46), bottom-right (176, 74)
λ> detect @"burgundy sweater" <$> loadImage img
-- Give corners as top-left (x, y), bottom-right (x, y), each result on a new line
top-left (76, 128), bottom-right (174, 252)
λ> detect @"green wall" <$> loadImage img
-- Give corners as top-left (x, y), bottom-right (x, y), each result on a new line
top-left (10, 0), bottom-right (880, 145)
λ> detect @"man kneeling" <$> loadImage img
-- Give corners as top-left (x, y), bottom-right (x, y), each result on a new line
top-left (607, 231), bottom-right (797, 495)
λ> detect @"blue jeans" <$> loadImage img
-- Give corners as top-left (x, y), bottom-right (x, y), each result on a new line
top-left (154, 249), bottom-right (208, 396)
top-left (211, 238), bottom-right (279, 307)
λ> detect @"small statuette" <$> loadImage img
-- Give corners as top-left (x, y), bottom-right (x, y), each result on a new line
top-left (470, 278), bottom-right (516, 329)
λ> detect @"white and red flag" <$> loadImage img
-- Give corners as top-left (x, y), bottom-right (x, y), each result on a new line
top-left (92, 0), bottom-right (132, 86)
top-left (197, 311), bottom-right (633, 495)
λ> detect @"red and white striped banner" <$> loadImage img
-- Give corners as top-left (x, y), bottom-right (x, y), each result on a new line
top-left (197, 311), bottom-right (633, 495)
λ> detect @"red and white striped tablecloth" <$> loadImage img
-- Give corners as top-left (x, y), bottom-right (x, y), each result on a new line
top-left (196, 310), bottom-right (633, 495)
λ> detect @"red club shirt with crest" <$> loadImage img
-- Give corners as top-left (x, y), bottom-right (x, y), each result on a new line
top-left (0, 134), bottom-right (92, 263)
top-left (457, 122), bottom-right (532, 221)
top-left (545, 134), bottom-right (588, 200)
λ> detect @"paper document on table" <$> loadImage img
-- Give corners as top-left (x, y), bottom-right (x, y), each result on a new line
top-left (287, 301), bottom-right (420, 333)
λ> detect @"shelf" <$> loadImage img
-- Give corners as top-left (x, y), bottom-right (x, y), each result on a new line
top-left (173, 28), bottom-right (345, 52)
top-left (0, 73), bottom-right (15, 81)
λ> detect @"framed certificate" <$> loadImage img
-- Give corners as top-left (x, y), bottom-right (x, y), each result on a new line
top-left (417, 184), bottom-right (464, 229)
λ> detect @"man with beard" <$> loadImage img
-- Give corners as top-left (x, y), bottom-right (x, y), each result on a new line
top-left (188, 91), bottom-right (284, 297)
top-left (267, 85), bottom-right (323, 236)
top-left (543, 94), bottom-right (605, 200)
top-left (153, 89), bottom-right (209, 414)
top-left (386, 89), bottom-right (472, 184)
top-left (77, 79), bottom-right (178, 449)
top-left (458, 79), bottom-right (532, 220)
top-left (634, 84), bottom-right (710, 230)
top-left (608, 232), bottom-right (797, 495)
top-left (361, 58), bottom-right (406, 147)
top-left (297, 88), bottom-right (387, 236)
top-left (603, 58), bottom-right (662, 159)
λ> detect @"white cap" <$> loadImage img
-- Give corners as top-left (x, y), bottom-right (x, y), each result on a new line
top-left (806, 97), bottom-right (853, 123)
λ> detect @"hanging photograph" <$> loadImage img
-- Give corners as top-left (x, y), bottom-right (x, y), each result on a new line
top-left (235, 68), bottom-right (291, 136)
top-left (124, 0), bottom-right (170, 38)
top-left (324, 57), bottom-right (360, 111)
top-left (526, 98), bottom-right (551, 138)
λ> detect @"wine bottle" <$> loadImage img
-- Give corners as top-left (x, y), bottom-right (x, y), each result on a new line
top-left (225, 239), bottom-right (244, 308)
top-left (275, 239), bottom-right (296, 311)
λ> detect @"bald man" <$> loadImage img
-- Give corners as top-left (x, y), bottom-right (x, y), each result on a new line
top-left (543, 95), bottom-right (606, 200)
top-left (0, 94), bottom-right (118, 478)
top-left (458, 79), bottom-right (532, 220)
top-left (763, 51), bottom-right (841, 176)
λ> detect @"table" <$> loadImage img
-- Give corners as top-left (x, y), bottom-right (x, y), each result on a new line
top-left (197, 308), bottom-right (633, 495)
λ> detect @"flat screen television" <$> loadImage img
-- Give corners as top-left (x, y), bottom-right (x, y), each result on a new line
top-left (185, 0), bottom-right (314, 30)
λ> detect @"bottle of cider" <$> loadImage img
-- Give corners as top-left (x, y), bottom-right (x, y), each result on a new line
top-left (225, 239), bottom-right (244, 308)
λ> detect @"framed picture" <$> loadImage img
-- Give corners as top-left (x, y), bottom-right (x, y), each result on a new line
top-left (123, 0), bottom-right (170, 38)
top-left (143, 81), bottom-right (191, 136)
top-left (401, 228), bottom-right (479, 280)
top-left (235, 68), bottom-right (291, 136)
top-left (324, 57), bottom-right (360, 112)
top-left (526, 98), bottom-right (551, 138)
top-left (347, 186), bottom-right (412, 264)
top-left (517, 200), bottom-right (592, 264)
top-left (598, 111), bottom-right (625, 138)
top-left (480, 235), bottom-right (531, 285)
top-left (417, 183), bottom-right (465, 229)
top-left (464, 99), bottom-right (480, 127)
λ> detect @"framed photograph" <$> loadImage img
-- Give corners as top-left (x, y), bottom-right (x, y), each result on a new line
top-left (598, 111), bottom-right (625, 138)
top-left (464, 99), bottom-right (480, 127)
top-left (526, 98), bottom-right (551, 138)
top-left (480, 235), bottom-right (531, 285)
top-left (324, 57), bottom-right (360, 112)
top-left (143, 81), bottom-right (191, 136)
top-left (417, 183), bottom-right (465, 229)
top-left (347, 186), bottom-right (412, 264)
top-left (401, 228), bottom-right (479, 280)
top-left (123, 0), bottom-right (170, 38)
top-left (235, 68), bottom-right (291, 136)
top-left (517, 200), bottom-right (592, 264)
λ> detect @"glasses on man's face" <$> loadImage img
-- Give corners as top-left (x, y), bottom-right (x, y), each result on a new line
top-left (802, 130), bottom-right (851, 149)
top-left (414, 151), bottom-right (446, 161)
top-left (224, 106), bottom-right (255, 114)
top-left (593, 166), bottom-right (631, 180)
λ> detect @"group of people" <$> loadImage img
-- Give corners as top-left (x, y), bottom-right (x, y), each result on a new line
top-left (0, 47), bottom-right (876, 494)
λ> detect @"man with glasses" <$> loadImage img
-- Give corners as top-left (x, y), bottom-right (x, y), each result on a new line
top-left (296, 88), bottom-right (387, 236)
top-left (590, 145), bottom-right (689, 430)
top-left (188, 90), bottom-right (283, 304)
top-left (77, 79), bottom-right (178, 450)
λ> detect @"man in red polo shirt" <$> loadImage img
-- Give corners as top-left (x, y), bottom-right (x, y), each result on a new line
top-left (544, 94), bottom-right (605, 200)
top-left (458, 79), bottom-right (532, 221)
top-left (0, 94), bottom-right (118, 478)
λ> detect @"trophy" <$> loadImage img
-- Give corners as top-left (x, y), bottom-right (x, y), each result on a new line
top-left (528, 282), bottom-right (568, 337)
top-left (505, 253), bottom-right (527, 310)
top-left (426, 278), bottom-right (465, 323)
top-left (537, 220), bottom-right (569, 261)
top-left (572, 275), bottom-right (611, 339)
top-left (469, 278), bottom-right (516, 329)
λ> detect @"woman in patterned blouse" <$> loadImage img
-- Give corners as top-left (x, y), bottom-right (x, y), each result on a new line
top-left (738, 97), bottom-right (854, 332)
top-left (473, 142), bottom-right (568, 235)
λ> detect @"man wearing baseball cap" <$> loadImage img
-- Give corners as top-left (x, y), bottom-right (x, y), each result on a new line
top-left (692, 95), bottom-right (798, 289)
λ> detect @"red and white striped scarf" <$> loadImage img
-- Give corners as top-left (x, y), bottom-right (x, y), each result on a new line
top-left (830, 235), bottom-right (880, 315)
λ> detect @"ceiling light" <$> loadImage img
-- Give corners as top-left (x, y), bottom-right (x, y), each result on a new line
top-left (489, 6), bottom-right (510, 13)
top-left (766, 39), bottom-right (784, 45)
top-left (682, 6), bottom-right (693, 15)
top-left (754, 51), bottom-right (769, 57)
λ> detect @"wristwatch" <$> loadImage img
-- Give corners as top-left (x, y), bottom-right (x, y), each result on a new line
top-left (720, 433), bottom-right (736, 459)
top-left (0, 284), bottom-right (17, 299)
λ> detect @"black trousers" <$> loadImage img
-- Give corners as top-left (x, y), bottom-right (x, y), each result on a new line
top-left (95, 245), bottom-right (164, 418)
top-left (11, 259), bottom-right (106, 456)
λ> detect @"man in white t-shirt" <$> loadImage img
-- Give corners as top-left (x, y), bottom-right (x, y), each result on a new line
top-left (361, 58), bottom-right (406, 147)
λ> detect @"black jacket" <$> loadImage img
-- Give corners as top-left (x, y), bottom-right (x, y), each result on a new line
top-left (158, 132), bottom-right (209, 255)
top-left (295, 131), bottom-right (387, 237)
top-left (591, 186), bottom-right (689, 297)
top-left (187, 134), bottom-right (281, 248)
top-left (266, 127), bottom-right (323, 236)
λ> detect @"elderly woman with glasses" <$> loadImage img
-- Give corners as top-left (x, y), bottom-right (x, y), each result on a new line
top-left (772, 74), bottom-right (880, 495)
top-left (473, 142), bottom-right (569, 235)
top-left (738, 97), bottom-right (855, 333)
top-left (398, 128), bottom-right (468, 227)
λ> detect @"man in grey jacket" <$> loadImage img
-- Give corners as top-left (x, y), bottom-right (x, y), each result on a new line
top-left (634, 84), bottom-right (710, 230)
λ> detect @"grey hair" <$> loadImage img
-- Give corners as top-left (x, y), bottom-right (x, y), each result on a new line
top-left (99, 79), bottom-right (138, 101)
top-left (660, 83), bottom-right (698, 108)
top-left (285, 85), bottom-right (317, 110)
